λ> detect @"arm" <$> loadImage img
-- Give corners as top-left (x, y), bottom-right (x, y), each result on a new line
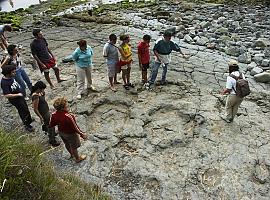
top-left (154, 49), bottom-right (161, 62)
top-left (32, 54), bottom-right (47, 70)
top-left (221, 88), bottom-right (232, 95)
top-left (4, 93), bottom-right (23, 99)
top-left (0, 34), bottom-right (8, 49)
top-left (32, 94), bottom-right (44, 123)
top-left (66, 113), bottom-right (87, 139)
top-left (137, 46), bottom-right (142, 69)
top-left (47, 48), bottom-right (55, 59)
top-left (0, 56), bottom-right (10, 68)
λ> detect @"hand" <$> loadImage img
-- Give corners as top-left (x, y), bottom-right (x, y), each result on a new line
top-left (17, 93), bottom-right (23, 97)
top-left (41, 63), bottom-right (47, 70)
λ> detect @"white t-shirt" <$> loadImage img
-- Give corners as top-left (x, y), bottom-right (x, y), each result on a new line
top-left (226, 71), bottom-right (246, 95)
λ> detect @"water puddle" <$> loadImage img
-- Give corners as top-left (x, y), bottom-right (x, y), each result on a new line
top-left (0, 0), bottom-right (46, 12)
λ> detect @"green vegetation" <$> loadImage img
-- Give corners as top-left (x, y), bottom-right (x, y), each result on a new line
top-left (0, 129), bottom-right (111, 200)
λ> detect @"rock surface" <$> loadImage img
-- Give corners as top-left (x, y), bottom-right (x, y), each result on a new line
top-left (1, 1), bottom-right (270, 200)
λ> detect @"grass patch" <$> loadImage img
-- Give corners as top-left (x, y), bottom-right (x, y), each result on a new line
top-left (0, 129), bottom-right (111, 200)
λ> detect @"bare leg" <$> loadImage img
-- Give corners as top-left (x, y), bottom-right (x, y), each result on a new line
top-left (64, 143), bottom-right (74, 158)
top-left (122, 69), bottom-right (127, 85)
top-left (142, 70), bottom-right (147, 83)
top-left (53, 67), bottom-right (62, 82)
top-left (126, 65), bottom-right (131, 84)
top-left (44, 72), bottom-right (54, 88)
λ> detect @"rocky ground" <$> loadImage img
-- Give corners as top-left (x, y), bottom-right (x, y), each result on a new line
top-left (1, 1), bottom-right (270, 199)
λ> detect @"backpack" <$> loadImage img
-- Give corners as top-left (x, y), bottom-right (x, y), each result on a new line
top-left (230, 73), bottom-right (251, 98)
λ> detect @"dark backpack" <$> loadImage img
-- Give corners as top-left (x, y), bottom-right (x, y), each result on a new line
top-left (230, 73), bottom-right (251, 98)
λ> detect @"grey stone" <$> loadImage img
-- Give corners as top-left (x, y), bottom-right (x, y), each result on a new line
top-left (196, 36), bottom-right (209, 46)
top-left (214, 27), bottom-right (229, 35)
top-left (200, 21), bottom-right (211, 29)
top-left (250, 67), bottom-right (264, 76)
top-left (253, 53), bottom-right (265, 65)
top-left (261, 59), bottom-right (269, 67)
top-left (254, 72), bottom-right (270, 83)
top-left (254, 38), bottom-right (270, 48)
top-left (238, 52), bottom-right (251, 64)
top-left (225, 46), bottom-right (241, 56)
top-left (184, 34), bottom-right (193, 43)
top-left (264, 47), bottom-right (270, 57)
top-left (217, 16), bottom-right (226, 23)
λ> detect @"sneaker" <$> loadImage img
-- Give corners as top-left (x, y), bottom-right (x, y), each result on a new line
top-left (25, 125), bottom-right (34, 132)
top-left (88, 86), bottom-right (97, 91)
top-left (76, 94), bottom-right (82, 100)
top-left (144, 83), bottom-right (151, 90)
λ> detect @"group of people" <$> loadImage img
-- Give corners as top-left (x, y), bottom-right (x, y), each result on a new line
top-left (0, 24), bottom-right (248, 163)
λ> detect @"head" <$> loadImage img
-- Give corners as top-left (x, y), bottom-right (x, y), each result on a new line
top-left (143, 34), bottom-right (151, 43)
top-left (32, 28), bottom-right (43, 38)
top-left (31, 81), bottom-right (46, 94)
top-left (163, 31), bottom-right (172, 42)
top-left (1, 64), bottom-right (16, 77)
top-left (119, 34), bottom-right (130, 43)
top-left (109, 34), bottom-right (117, 44)
top-left (77, 39), bottom-right (87, 51)
top-left (7, 44), bottom-right (18, 56)
top-left (228, 60), bottom-right (239, 74)
top-left (53, 97), bottom-right (68, 111)
top-left (3, 25), bottom-right (12, 32)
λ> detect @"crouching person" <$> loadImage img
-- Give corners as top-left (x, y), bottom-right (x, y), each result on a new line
top-left (49, 97), bottom-right (87, 163)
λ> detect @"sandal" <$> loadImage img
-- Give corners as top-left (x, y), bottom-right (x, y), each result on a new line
top-left (75, 155), bottom-right (87, 163)
top-left (128, 83), bottom-right (135, 88)
top-left (123, 85), bottom-right (130, 90)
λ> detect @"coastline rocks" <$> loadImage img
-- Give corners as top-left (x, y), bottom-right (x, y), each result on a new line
top-left (238, 52), bottom-right (251, 64)
top-left (250, 67), bottom-right (263, 76)
top-left (254, 72), bottom-right (270, 83)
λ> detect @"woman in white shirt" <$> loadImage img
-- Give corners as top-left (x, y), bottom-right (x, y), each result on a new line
top-left (221, 60), bottom-right (245, 123)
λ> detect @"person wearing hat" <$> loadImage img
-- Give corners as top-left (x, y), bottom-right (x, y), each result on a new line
top-left (221, 60), bottom-right (245, 123)
top-left (145, 31), bottom-right (187, 89)
top-left (30, 28), bottom-right (65, 89)
top-left (72, 39), bottom-right (95, 99)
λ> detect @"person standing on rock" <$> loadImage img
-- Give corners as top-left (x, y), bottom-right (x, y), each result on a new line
top-left (31, 81), bottom-right (60, 147)
top-left (145, 31), bottom-right (187, 89)
top-left (72, 39), bottom-right (95, 100)
top-left (118, 34), bottom-right (134, 90)
top-left (49, 97), bottom-right (87, 163)
top-left (137, 34), bottom-right (151, 84)
top-left (30, 28), bottom-right (65, 89)
top-left (1, 44), bottom-right (32, 100)
top-left (221, 60), bottom-right (245, 123)
top-left (1, 65), bottom-right (34, 132)
top-left (103, 34), bottom-right (120, 92)
top-left (0, 24), bottom-right (12, 54)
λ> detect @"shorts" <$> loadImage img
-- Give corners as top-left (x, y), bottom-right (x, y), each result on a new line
top-left (107, 64), bottom-right (116, 77)
top-left (39, 57), bottom-right (57, 73)
top-left (59, 132), bottom-right (81, 149)
top-left (141, 63), bottom-right (149, 71)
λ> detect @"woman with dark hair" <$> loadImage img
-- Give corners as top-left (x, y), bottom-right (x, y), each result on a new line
top-left (72, 39), bottom-right (95, 100)
top-left (118, 34), bottom-right (134, 90)
top-left (221, 60), bottom-right (245, 123)
top-left (49, 97), bottom-right (87, 163)
top-left (0, 44), bottom-right (32, 99)
top-left (1, 65), bottom-right (34, 132)
top-left (31, 81), bottom-right (60, 146)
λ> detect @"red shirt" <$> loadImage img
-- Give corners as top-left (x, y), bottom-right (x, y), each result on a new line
top-left (49, 110), bottom-right (84, 135)
top-left (137, 41), bottom-right (150, 65)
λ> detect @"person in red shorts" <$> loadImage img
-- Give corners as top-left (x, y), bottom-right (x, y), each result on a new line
top-left (49, 97), bottom-right (87, 163)
top-left (137, 34), bottom-right (151, 84)
top-left (30, 28), bottom-right (65, 88)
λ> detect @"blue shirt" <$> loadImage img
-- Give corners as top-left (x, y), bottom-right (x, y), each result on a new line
top-left (72, 46), bottom-right (93, 68)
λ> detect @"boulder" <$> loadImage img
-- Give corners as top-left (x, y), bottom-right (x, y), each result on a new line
top-left (253, 38), bottom-right (270, 49)
top-left (253, 53), bottom-right (265, 65)
top-left (250, 67), bottom-right (263, 76)
top-left (238, 52), bottom-right (251, 64)
top-left (225, 46), bottom-right (241, 56)
top-left (184, 34), bottom-right (193, 43)
top-left (261, 59), bottom-right (269, 67)
top-left (196, 36), bottom-right (209, 46)
top-left (254, 72), bottom-right (270, 83)
top-left (215, 27), bottom-right (229, 35)
top-left (264, 47), bottom-right (270, 57)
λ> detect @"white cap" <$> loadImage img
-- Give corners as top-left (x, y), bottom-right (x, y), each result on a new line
top-left (228, 59), bottom-right (238, 66)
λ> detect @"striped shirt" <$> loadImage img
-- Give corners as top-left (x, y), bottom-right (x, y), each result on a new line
top-left (49, 110), bottom-right (84, 135)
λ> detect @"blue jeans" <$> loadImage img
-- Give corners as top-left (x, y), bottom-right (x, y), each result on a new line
top-left (148, 62), bottom-right (168, 85)
top-left (15, 67), bottom-right (32, 96)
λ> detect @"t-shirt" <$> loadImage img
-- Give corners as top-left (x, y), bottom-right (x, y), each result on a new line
top-left (72, 46), bottom-right (93, 68)
top-left (226, 71), bottom-right (246, 95)
top-left (1, 77), bottom-right (21, 95)
top-left (30, 38), bottom-right (52, 62)
top-left (7, 54), bottom-right (23, 69)
top-left (153, 38), bottom-right (180, 55)
top-left (119, 43), bottom-right (132, 62)
top-left (137, 41), bottom-right (150, 65)
top-left (103, 42), bottom-right (119, 65)
top-left (49, 110), bottom-right (84, 135)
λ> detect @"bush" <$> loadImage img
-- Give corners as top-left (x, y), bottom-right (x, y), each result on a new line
top-left (0, 129), bottom-right (111, 200)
